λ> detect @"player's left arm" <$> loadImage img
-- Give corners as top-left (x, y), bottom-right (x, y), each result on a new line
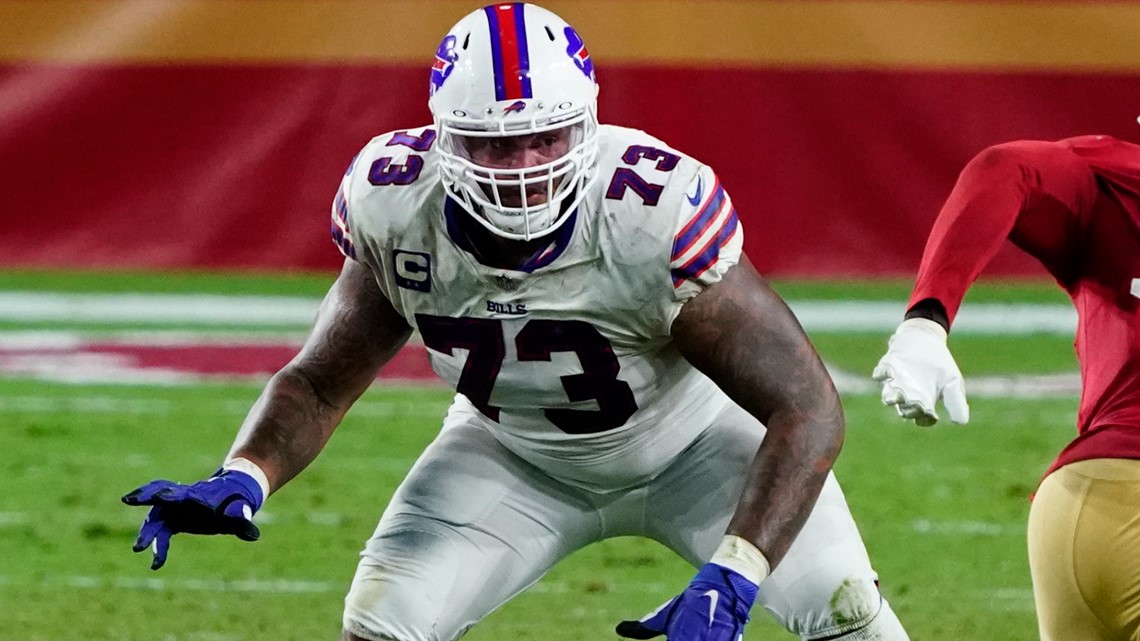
top-left (658, 161), bottom-right (841, 566)
top-left (673, 256), bottom-right (842, 568)
top-left (617, 256), bottom-right (841, 641)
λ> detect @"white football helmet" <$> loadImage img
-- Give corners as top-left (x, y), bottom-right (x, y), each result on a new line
top-left (428, 3), bottom-right (600, 241)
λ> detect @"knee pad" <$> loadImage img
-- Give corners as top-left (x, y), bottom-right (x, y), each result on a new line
top-left (766, 571), bottom-right (882, 638)
top-left (344, 525), bottom-right (460, 641)
top-left (806, 598), bottom-right (909, 641)
top-left (341, 623), bottom-right (406, 641)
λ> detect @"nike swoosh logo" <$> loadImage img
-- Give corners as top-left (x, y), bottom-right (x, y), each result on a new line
top-left (701, 589), bottom-right (719, 627)
top-left (687, 176), bottom-right (703, 206)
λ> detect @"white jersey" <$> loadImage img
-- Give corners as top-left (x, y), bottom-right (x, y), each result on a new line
top-left (332, 124), bottom-right (745, 491)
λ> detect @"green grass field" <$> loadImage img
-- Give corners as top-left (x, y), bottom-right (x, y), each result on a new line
top-left (0, 270), bottom-right (1080, 640)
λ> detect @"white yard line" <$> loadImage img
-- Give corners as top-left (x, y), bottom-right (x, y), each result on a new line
top-left (911, 519), bottom-right (1024, 537)
top-left (6, 574), bottom-right (666, 596)
top-left (0, 328), bottom-right (423, 347)
top-left (0, 330), bottom-right (308, 348)
top-left (0, 395), bottom-right (176, 414)
top-left (829, 367), bottom-right (1080, 398)
top-left (0, 292), bottom-right (321, 326)
top-left (3, 573), bottom-right (1035, 612)
top-left (0, 394), bottom-right (447, 418)
top-left (35, 575), bottom-right (340, 594)
top-left (791, 300), bottom-right (1076, 335)
top-left (0, 367), bottom-right (1081, 397)
top-left (0, 292), bottom-right (1078, 334)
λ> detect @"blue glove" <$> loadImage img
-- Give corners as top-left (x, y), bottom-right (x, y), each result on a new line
top-left (121, 470), bottom-right (264, 570)
top-left (617, 563), bottom-right (758, 641)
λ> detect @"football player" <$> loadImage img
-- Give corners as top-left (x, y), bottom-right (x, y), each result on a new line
top-left (874, 135), bottom-right (1140, 641)
top-left (123, 4), bottom-right (910, 640)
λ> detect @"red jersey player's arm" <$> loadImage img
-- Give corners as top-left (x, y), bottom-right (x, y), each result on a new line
top-left (908, 140), bottom-right (1099, 327)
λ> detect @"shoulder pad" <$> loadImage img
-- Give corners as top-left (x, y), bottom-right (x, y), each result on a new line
top-left (592, 126), bottom-right (743, 299)
top-left (330, 126), bottom-right (441, 260)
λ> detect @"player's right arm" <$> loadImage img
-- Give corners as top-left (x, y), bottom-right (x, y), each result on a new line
top-left (225, 257), bottom-right (412, 491)
top-left (121, 257), bottom-right (412, 569)
top-left (123, 137), bottom-right (416, 569)
top-left (874, 139), bottom-right (1097, 426)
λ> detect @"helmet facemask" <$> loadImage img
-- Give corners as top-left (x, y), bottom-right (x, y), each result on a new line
top-left (436, 102), bottom-right (599, 241)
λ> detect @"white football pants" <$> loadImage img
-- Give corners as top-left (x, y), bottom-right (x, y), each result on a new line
top-left (343, 398), bottom-right (907, 641)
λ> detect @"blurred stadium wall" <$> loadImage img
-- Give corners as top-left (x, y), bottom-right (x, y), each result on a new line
top-left (1, 0), bottom-right (1138, 277)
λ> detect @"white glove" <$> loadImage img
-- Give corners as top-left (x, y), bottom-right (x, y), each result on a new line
top-left (872, 318), bottom-right (969, 426)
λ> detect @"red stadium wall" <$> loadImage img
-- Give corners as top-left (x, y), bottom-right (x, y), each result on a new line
top-left (2, 1), bottom-right (1139, 277)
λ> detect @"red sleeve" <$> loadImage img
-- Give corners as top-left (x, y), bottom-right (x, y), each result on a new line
top-left (909, 140), bottom-right (1098, 324)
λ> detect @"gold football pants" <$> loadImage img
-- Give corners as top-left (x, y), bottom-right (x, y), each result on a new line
top-left (1028, 458), bottom-right (1140, 641)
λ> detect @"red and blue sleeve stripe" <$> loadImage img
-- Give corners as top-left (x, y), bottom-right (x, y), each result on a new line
top-left (671, 210), bottom-right (739, 287)
top-left (484, 3), bottom-right (533, 101)
top-left (330, 185), bottom-right (356, 259)
top-left (671, 180), bottom-right (726, 261)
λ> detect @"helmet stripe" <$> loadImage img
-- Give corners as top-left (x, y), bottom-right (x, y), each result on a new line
top-left (511, 4), bottom-right (533, 98)
top-left (484, 3), bottom-right (532, 101)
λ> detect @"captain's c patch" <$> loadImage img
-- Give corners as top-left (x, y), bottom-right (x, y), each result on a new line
top-left (394, 250), bottom-right (431, 292)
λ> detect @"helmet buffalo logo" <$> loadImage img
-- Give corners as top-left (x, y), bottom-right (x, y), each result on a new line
top-left (430, 35), bottom-right (459, 95)
top-left (564, 27), bottom-right (594, 80)
top-left (503, 100), bottom-right (527, 114)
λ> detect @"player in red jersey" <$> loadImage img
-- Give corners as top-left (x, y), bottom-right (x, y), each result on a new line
top-left (873, 135), bottom-right (1140, 641)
